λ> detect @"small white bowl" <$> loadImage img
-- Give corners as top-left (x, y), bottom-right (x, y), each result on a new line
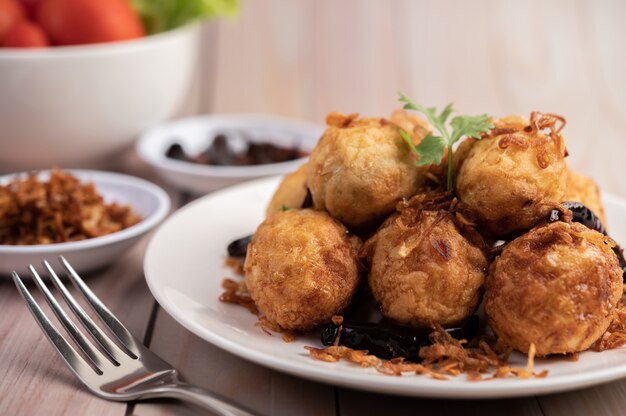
top-left (136, 113), bottom-right (324, 194)
top-left (0, 170), bottom-right (170, 277)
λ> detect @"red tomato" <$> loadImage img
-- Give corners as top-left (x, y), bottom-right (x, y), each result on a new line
top-left (2, 19), bottom-right (48, 47)
top-left (36, 0), bottom-right (144, 46)
top-left (18, 0), bottom-right (41, 18)
top-left (0, 0), bottom-right (25, 42)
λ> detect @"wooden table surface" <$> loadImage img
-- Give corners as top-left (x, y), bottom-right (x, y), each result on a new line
top-left (3, 1), bottom-right (626, 414)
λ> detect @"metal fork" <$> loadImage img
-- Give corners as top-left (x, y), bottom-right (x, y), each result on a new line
top-left (12, 256), bottom-right (255, 416)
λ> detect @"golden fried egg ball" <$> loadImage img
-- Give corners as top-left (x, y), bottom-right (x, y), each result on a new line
top-left (485, 221), bottom-right (623, 356)
top-left (363, 200), bottom-right (488, 327)
top-left (307, 112), bottom-right (425, 230)
top-left (244, 209), bottom-right (361, 331)
top-left (456, 114), bottom-right (568, 237)
top-left (265, 164), bottom-right (308, 217)
top-left (564, 170), bottom-right (606, 225)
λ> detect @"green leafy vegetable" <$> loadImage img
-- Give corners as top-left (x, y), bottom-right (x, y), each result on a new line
top-left (398, 92), bottom-right (493, 191)
top-left (131, 0), bottom-right (238, 34)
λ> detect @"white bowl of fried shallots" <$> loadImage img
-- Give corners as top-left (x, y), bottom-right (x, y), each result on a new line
top-left (0, 169), bottom-right (170, 276)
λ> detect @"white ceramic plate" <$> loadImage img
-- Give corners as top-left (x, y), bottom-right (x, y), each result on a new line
top-left (136, 114), bottom-right (323, 194)
top-left (1, 170), bottom-right (170, 277)
top-left (144, 176), bottom-right (626, 398)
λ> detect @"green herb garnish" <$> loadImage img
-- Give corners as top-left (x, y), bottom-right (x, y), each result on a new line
top-left (398, 92), bottom-right (493, 192)
top-left (280, 205), bottom-right (290, 212)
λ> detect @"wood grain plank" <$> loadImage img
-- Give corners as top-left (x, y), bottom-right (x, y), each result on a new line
top-left (0, 241), bottom-right (155, 416)
top-left (338, 388), bottom-right (544, 416)
top-left (538, 380), bottom-right (626, 416)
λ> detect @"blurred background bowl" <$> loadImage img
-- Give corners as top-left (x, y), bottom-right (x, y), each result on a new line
top-left (0, 24), bottom-right (200, 172)
top-left (136, 113), bottom-right (323, 194)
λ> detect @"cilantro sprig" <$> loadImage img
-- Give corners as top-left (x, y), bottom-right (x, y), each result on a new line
top-left (398, 92), bottom-right (493, 192)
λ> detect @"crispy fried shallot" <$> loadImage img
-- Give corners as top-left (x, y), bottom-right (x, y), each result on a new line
top-left (306, 324), bottom-right (548, 381)
top-left (0, 169), bottom-right (141, 245)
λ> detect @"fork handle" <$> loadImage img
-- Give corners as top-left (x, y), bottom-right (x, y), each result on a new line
top-left (158, 383), bottom-right (257, 416)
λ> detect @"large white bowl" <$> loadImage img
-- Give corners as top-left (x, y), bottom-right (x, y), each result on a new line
top-left (0, 25), bottom-right (200, 171)
top-left (0, 170), bottom-right (170, 276)
top-left (136, 113), bottom-right (324, 194)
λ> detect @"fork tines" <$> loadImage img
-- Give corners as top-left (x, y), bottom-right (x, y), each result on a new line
top-left (12, 256), bottom-right (140, 377)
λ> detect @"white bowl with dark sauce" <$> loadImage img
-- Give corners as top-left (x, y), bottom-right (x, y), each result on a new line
top-left (136, 113), bottom-right (324, 194)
